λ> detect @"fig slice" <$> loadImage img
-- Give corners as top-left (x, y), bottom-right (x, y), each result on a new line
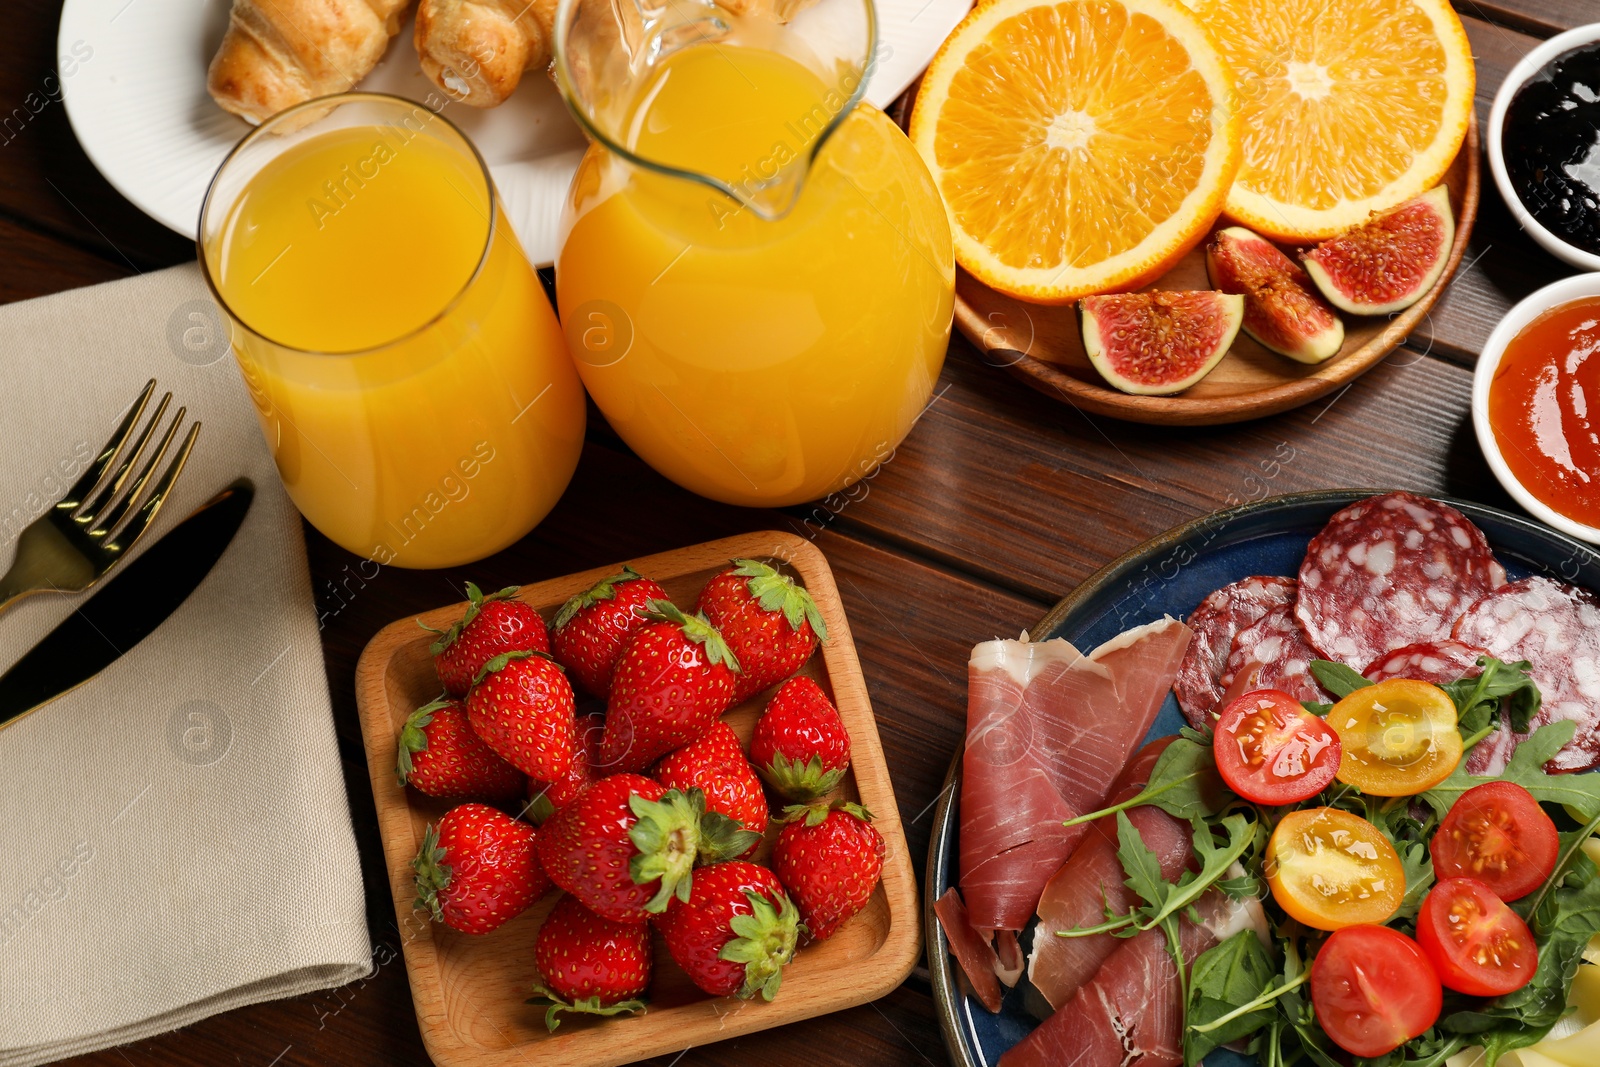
top-left (1080, 291), bottom-right (1243, 396)
top-left (1205, 227), bottom-right (1345, 364)
top-left (1302, 186), bottom-right (1455, 316)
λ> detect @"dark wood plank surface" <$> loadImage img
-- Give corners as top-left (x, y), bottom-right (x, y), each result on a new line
top-left (0, 0), bottom-right (1589, 1063)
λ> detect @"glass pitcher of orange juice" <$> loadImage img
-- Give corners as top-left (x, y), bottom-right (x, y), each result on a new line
top-left (552, 0), bottom-right (955, 507)
top-left (199, 95), bottom-right (586, 568)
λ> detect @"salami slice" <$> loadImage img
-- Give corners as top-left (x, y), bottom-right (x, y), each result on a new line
top-left (1296, 492), bottom-right (1503, 669)
top-left (1222, 600), bottom-right (1331, 708)
top-left (1174, 576), bottom-right (1297, 726)
top-left (1464, 722), bottom-right (1528, 777)
top-left (1452, 575), bottom-right (1600, 772)
top-left (1362, 639), bottom-right (1486, 684)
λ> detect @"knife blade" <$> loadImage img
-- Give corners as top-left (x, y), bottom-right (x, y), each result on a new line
top-left (0, 479), bottom-right (255, 726)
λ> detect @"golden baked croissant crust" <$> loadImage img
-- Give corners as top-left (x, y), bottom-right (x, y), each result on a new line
top-left (208, 0), bottom-right (413, 124)
top-left (414, 0), bottom-right (561, 109)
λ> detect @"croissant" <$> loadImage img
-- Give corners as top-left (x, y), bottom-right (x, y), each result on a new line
top-left (414, 0), bottom-right (560, 109)
top-left (208, 0), bottom-right (413, 124)
top-left (414, 0), bottom-right (826, 110)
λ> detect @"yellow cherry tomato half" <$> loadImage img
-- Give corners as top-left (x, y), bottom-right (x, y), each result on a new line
top-left (1327, 679), bottom-right (1462, 796)
top-left (1266, 807), bottom-right (1406, 930)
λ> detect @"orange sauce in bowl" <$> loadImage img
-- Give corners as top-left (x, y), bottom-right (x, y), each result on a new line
top-left (1489, 296), bottom-right (1600, 528)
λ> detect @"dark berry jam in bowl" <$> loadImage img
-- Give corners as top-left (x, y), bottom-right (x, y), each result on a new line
top-left (1489, 24), bottom-right (1600, 271)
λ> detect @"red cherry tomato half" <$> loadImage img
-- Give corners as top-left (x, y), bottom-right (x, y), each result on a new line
top-left (1213, 689), bottom-right (1341, 805)
top-left (1416, 877), bottom-right (1539, 997)
top-left (1311, 925), bottom-right (1442, 1059)
top-left (1432, 781), bottom-right (1559, 902)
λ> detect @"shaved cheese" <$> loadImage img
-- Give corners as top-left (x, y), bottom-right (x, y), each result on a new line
top-left (1574, 962), bottom-right (1600, 1020)
top-left (1523, 1027), bottom-right (1600, 1067)
top-left (1449, 966), bottom-right (1600, 1067)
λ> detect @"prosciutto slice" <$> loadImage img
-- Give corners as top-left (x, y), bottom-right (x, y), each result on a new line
top-left (934, 888), bottom-right (1003, 1013)
top-left (960, 618), bottom-right (1192, 933)
top-left (1027, 741), bottom-right (1191, 1012)
top-left (1001, 892), bottom-right (1264, 1067)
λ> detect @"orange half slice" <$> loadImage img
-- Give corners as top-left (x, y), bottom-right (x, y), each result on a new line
top-left (909, 0), bottom-right (1240, 304)
top-left (1191, 0), bottom-right (1475, 241)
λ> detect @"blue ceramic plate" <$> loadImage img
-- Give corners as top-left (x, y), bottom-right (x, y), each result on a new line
top-left (925, 489), bottom-right (1600, 1067)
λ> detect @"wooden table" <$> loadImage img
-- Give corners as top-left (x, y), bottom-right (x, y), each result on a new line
top-left (4, 0), bottom-right (1590, 1062)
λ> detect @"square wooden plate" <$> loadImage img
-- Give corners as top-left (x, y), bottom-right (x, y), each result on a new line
top-left (354, 531), bottom-right (921, 1067)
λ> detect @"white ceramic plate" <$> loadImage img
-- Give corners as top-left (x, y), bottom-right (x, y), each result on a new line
top-left (56, 0), bottom-right (969, 265)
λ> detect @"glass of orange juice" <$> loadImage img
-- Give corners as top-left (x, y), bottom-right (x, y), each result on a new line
top-left (552, 0), bottom-right (955, 507)
top-left (199, 94), bottom-right (586, 568)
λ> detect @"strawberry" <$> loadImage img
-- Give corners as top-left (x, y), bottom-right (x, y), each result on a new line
top-left (550, 566), bottom-right (670, 698)
top-left (524, 712), bottom-right (605, 824)
top-left (528, 894), bottom-right (651, 1031)
top-left (537, 774), bottom-right (753, 923)
top-left (602, 602), bottom-right (740, 773)
top-left (696, 559), bottom-right (827, 702)
top-left (425, 582), bottom-right (550, 697)
top-left (654, 860), bottom-right (801, 1000)
top-left (654, 721), bottom-right (769, 851)
top-left (412, 802), bottom-right (550, 935)
top-left (750, 676), bottom-right (852, 801)
top-left (466, 650), bottom-right (576, 781)
top-left (771, 801), bottom-right (885, 941)
top-left (396, 697), bottom-right (526, 801)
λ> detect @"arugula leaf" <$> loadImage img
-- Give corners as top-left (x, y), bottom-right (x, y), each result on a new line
top-left (1185, 931), bottom-right (1277, 1064)
top-left (1062, 738), bottom-right (1228, 828)
top-left (1424, 721), bottom-right (1600, 819)
top-left (1441, 657), bottom-right (1542, 737)
top-left (1396, 840), bottom-right (1435, 923)
top-left (1114, 811), bottom-right (1170, 916)
top-left (1062, 813), bottom-right (1256, 938)
top-left (1309, 659), bottom-right (1371, 699)
top-left (1147, 814), bottom-right (1256, 930)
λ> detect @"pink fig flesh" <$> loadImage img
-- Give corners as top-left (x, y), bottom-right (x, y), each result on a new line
top-left (1080, 291), bottom-right (1244, 396)
top-left (1302, 186), bottom-right (1454, 316)
top-left (1205, 226), bottom-right (1345, 364)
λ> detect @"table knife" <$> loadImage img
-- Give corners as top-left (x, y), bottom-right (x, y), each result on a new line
top-left (0, 479), bottom-right (254, 727)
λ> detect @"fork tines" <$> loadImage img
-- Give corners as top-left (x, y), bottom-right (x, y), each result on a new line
top-left (58, 379), bottom-right (202, 556)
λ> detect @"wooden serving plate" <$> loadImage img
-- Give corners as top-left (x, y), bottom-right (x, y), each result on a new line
top-left (955, 119), bottom-right (1481, 426)
top-left (353, 532), bottom-right (920, 1067)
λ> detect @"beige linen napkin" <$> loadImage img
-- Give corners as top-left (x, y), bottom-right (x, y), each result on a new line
top-left (0, 265), bottom-right (371, 1065)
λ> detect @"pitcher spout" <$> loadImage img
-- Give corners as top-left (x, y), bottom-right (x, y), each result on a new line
top-left (554, 0), bottom-right (877, 220)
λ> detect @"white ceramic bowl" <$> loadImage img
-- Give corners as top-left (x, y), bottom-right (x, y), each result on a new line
top-left (1473, 272), bottom-right (1600, 543)
top-left (1487, 22), bottom-right (1600, 272)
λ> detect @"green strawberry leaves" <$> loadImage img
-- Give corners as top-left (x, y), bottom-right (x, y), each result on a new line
top-left (426, 581), bottom-right (522, 656)
top-left (762, 751), bottom-right (848, 803)
top-left (628, 788), bottom-right (705, 912)
top-left (645, 600), bottom-right (743, 674)
top-left (698, 810), bottom-right (764, 863)
top-left (554, 565), bottom-right (642, 630)
top-left (396, 697), bottom-right (451, 785)
top-left (522, 790), bottom-right (557, 826)
top-left (779, 799), bottom-right (873, 828)
top-left (471, 648), bottom-right (561, 688)
top-left (411, 823), bottom-right (453, 922)
top-left (719, 888), bottom-right (803, 1001)
top-left (733, 558), bottom-right (828, 643)
top-left (526, 983), bottom-right (647, 1032)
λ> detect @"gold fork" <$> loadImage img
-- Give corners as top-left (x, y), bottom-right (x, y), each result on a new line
top-left (0, 379), bottom-right (201, 616)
